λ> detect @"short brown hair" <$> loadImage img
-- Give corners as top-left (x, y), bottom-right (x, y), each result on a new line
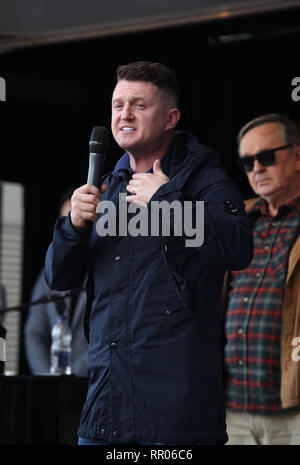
top-left (237, 113), bottom-right (300, 152)
top-left (116, 61), bottom-right (179, 107)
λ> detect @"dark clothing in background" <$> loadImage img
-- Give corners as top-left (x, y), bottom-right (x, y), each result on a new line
top-left (25, 270), bottom-right (88, 377)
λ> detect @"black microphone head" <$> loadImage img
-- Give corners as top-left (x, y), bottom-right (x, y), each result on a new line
top-left (87, 126), bottom-right (109, 185)
top-left (89, 126), bottom-right (109, 153)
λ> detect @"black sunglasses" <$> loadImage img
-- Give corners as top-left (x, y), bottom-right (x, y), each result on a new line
top-left (239, 144), bottom-right (292, 172)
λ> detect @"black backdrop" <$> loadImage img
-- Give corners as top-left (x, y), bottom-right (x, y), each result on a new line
top-left (0, 6), bottom-right (300, 373)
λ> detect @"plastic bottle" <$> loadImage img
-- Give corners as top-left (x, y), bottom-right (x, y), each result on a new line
top-left (50, 314), bottom-right (72, 375)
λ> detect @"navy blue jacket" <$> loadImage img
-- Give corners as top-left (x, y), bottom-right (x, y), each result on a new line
top-left (45, 131), bottom-right (253, 444)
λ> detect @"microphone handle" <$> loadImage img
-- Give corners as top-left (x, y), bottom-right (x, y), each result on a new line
top-left (87, 153), bottom-right (106, 186)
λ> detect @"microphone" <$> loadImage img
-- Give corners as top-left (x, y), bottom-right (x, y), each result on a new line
top-left (87, 126), bottom-right (109, 186)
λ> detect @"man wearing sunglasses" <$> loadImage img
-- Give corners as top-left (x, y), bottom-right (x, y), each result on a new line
top-left (224, 113), bottom-right (300, 445)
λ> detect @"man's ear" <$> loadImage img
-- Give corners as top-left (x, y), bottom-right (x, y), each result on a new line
top-left (165, 108), bottom-right (181, 131)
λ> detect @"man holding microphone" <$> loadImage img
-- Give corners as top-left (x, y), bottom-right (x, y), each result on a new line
top-left (45, 61), bottom-right (253, 445)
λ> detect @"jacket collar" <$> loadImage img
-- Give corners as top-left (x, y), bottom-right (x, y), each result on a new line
top-left (112, 130), bottom-right (219, 190)
top-left (246, 195), bottom-right (300, 219)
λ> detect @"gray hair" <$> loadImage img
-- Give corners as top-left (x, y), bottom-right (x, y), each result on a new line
top-left (237, 114), bottom-right (300, 152)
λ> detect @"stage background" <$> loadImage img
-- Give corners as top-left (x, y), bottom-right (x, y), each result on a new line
top-left (0, 3), bottom-right (299, 374)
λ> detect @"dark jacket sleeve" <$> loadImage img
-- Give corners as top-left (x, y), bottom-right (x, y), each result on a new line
top-left (45, 214), bottom-right (92, 291)
top-left (151, 177), bottom-right (254, 271)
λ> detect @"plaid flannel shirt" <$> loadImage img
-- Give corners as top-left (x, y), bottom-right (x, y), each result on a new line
top-left (225, 196), bottom-right (300, 413)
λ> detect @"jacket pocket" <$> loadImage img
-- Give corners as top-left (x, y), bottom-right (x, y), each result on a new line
top-left (79, 367), bottom-right (109, 427)
top-left (159, 248), bottom-right (192, 314)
